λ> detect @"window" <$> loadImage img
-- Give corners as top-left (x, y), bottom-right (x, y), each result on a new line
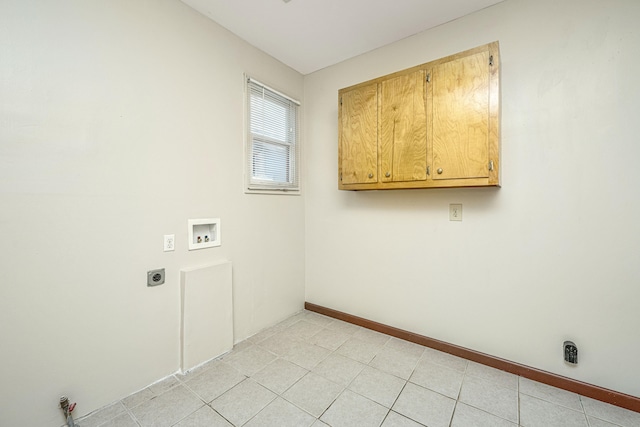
top-left (246, 77), bottom-right (300, 193)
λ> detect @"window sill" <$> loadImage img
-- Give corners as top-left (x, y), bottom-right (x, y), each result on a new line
top-left (244, 187), bottom-right (301, 196)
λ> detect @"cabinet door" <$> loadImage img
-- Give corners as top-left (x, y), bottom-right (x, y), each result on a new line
top-left (380, 70), bottom-right (427, 182)
top-left (339, 83), bottom-right (378, 185)
top-left (430, 51), bottom-right (490, 180)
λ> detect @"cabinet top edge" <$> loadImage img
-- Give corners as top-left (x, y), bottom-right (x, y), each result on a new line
top-left (338, 41), bottom-right (500, 95)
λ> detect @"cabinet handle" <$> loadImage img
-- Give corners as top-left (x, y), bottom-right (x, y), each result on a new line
top-left (437, 168), bottom-right (443, 174)
top-left (368, 173), bottom-right (373, 179)
top-left (385, 172), bottom-right (390, 177)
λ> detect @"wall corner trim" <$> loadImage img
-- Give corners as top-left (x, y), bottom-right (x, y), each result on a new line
top-left (304, 302), bottom-right (640, 413)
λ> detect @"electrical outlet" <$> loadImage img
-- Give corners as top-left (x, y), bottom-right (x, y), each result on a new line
top-left (164, 234), bottom-right (175, 252)
top-left (564, 341), bottom-right (578, 364)
top-left (449, 204), bottom-right (462, 221)
top-left (147, 268), bottom-right (165, 286)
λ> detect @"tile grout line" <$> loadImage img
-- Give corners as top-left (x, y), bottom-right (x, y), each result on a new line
top-left (237, 388), bottom-right (279, 427)
top-left (83, 309), bottom-right (638, 427)
top-left (121, 402), bottom-right (143, 427)
top-left (205, 401), bottom-right (236, 427)
top-left (377, 408), bottom-right (394, 427)
top-left (278, 317), bottom-right (373, 424)
top-left (449, 400), bottom-right (460, 427)
top-left (457, 363), bottom-right (520, 426)
top-left (517, 371), bottom-right (521, 426)
top-left (446, 360), bottom-right (468, 427)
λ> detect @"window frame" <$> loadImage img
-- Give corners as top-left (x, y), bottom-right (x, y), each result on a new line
top-left (244, 76), bottom-right (301, 195)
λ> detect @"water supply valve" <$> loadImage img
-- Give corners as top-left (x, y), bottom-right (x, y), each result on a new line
top-left (60, 396), bottom-right (78, 427)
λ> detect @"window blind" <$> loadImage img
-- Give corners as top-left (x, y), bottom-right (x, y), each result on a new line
top-left (246, 77), bottom-right (300, 191)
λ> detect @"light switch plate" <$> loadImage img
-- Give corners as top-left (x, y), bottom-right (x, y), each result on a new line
top-left (449, 204), bottom-right (462, 221)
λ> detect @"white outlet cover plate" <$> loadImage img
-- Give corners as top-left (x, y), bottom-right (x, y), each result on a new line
top-left (449, 204), bottom-right (462, 221)
top-left (164, 234), bottom-right (175, 252)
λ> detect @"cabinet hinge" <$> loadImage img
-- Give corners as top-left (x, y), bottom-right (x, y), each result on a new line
top-left (489, 55), bottom-right (494, 66)
top-left (426, 166), bottom-right (430, 176)
top-left (489, 160), bottom-right (494, 171)
top-left (426, 73), bottom-right (431, 83)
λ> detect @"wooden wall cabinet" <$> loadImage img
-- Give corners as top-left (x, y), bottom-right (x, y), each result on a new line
top-left (338, 42), bottom-right (500, 190)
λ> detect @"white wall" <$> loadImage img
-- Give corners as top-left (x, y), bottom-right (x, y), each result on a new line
top-left (0, 1), bottom-right (304, 425)
top-left (305, 0), bottom-right (640, 398)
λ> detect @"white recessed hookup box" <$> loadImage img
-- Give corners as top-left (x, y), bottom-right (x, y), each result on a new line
top-left (188, 218), bottom-right (221, 250)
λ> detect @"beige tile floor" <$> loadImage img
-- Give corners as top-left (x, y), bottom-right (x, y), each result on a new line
top-left (75, 310), bottom-right (640, 427)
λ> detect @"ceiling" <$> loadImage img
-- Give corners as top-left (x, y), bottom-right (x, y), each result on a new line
top-left (180, 0), bottom-right (505, 75)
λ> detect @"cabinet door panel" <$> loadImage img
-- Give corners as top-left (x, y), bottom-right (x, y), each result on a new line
top-left (340, 84), bottom-right (378, 184)
top-left (380, 70), bottom-right (427, 182)
top-left (432, 51), bottom-right (490, 180)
